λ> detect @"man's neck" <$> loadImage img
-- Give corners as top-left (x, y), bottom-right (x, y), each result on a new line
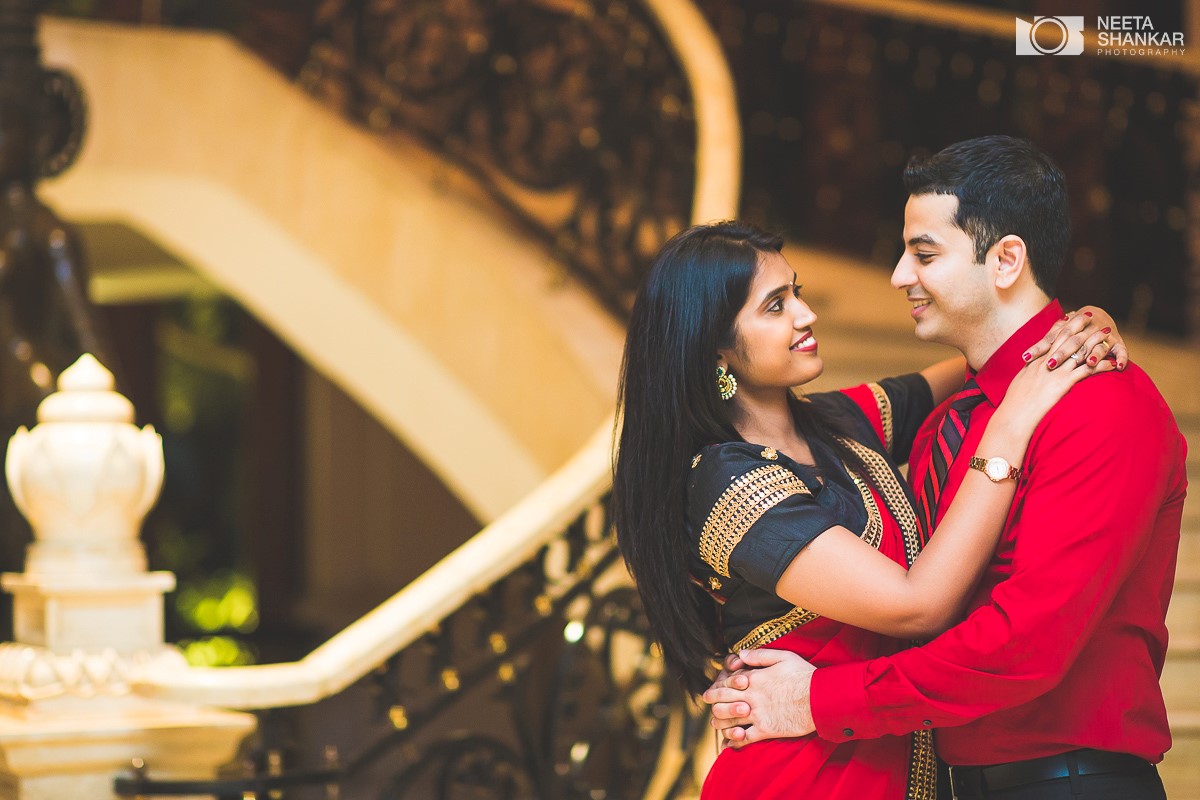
top-left (961, 294), bottom-right (1051, 370)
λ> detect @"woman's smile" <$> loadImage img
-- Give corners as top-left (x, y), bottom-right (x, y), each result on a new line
top-left (791, 331), bottom-right (818, 353)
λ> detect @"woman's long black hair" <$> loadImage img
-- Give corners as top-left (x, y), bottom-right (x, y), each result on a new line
top-left (613, 221), bottom-right (871, 696)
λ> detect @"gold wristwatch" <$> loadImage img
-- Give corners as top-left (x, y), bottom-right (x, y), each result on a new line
top-left (969, 456), bottom-right (1022, 483)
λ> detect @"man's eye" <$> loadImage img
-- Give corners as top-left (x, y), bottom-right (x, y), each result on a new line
top-left (916, 252), bottom-right (935, 263)
top-left (792, 284), bottom-right (804, 297)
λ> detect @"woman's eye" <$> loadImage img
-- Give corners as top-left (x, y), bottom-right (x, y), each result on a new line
top-left (768, 300), bottom-right (783, 313)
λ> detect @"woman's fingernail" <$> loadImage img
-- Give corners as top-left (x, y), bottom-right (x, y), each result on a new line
top-left (1088, 356), bottom-right (1098, 366)
top-left (1101, 327), bottom-right (1111, 334)
top-left (1061, 314), bottom-right (1070, 320)
top-left (1083, 311), bottom-right (1093, 317)
top-left (1047, 358), bottom-right (1057, 369)
top-left (1022, 352), bottom-right (1032, 363)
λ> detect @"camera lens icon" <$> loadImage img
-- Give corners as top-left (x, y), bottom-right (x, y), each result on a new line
top-left (1031, 17), bottom-right (1070, 54)
top-left (1015, 16), bottom-right (1085, 56)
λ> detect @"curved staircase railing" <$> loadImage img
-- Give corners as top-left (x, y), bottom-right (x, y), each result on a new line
top-left (133, 0), bottom-right (738, 713)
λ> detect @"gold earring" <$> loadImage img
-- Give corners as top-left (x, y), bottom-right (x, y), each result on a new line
top-left (716, 365), bottom-right (737, 401)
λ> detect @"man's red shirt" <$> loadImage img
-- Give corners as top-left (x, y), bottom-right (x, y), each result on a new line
top-left (810, 300), bottom-right (1189, 764)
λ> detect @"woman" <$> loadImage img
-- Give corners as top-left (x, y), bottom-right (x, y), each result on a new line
top-left (611, 221), bottom-right (1120, 798)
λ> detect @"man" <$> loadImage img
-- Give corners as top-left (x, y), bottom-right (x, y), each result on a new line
top-left (704, 135), bottom-right (1188, 799)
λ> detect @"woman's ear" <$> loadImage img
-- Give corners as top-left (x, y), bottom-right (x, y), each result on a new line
top-left (715, 344), bottom-right (735, 372)
top-left (991, 235), bottom-right (1029, 290)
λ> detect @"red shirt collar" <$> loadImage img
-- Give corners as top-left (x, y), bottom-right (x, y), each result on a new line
top-left (970, 299), bottom-right (1064, 406)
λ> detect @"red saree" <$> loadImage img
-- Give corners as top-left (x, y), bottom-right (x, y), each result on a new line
top-left (691, 383), bottom-right (936, 800)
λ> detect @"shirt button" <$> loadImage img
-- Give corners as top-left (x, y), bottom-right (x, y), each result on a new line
top-left (923, 720), bottom-right (933, 727)
top-left (842, 728), bottom-right (854, 736)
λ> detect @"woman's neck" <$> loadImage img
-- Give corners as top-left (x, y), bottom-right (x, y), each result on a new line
top-left (729, 389), bottom-right (815, 465)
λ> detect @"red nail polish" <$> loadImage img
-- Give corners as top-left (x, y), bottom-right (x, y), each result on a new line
top-left (1061, 314), bottom-right (1069, 320)
top-left (1022, 352), bottom-right (1032, 363)
top-left (1047, 358), bottom-right (1057, 369)
top-left (1088, 356), bottom-right (1098, 365)
top-left (1101, 326), bottom-right (1111, 334)
top-left (1083, 311), bottom-right (1093, 317)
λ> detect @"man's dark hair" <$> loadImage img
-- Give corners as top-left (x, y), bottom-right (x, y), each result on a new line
top-left (903, 135), bottom-right (1070, 295)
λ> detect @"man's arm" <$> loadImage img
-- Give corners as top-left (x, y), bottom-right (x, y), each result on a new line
top-left (811, 374), bottom-right (1178, 741)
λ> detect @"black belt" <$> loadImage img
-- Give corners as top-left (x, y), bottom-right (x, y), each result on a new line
top-left (949, 748), bottom-right (1153, 797)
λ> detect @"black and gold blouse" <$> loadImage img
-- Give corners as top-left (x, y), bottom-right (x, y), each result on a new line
top-left (685, 374), bottom-right (933, 651)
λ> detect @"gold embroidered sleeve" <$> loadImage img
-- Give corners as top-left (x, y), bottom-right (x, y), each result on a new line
top-left (867, 381), bottom-right (894, 452)
top-left (698, 465), bottom-right (812, 578)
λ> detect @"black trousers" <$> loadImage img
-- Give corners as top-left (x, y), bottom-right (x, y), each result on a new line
top-left (948, 761), bottom-right (1166, 800)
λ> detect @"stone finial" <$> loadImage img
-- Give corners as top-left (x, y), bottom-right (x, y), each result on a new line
top-left (4, 354), bottom-right (164, 576)
top-left (36, 353), bottom-right (135, 425)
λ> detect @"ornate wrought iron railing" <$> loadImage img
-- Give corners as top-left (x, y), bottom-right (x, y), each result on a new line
top-left (44, 0), bottom-right (1200, 339)
top-left (120, 480), bottom-right (708, 798)
top-left (45, 0), bottom-right (738, 320)
top-left (287, 0), bottom-right (1200, 338)
top-left (297, 0), bottom-right (706, 317)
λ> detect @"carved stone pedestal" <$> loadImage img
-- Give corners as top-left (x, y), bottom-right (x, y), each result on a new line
top-left (0, 699), bottom-right (253, 800)
top-left (0, 355), bottom-right (256, 799)
top-left (3, 572), bottom-right (176, 656)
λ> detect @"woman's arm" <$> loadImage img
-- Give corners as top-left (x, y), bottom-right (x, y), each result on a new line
top-left (773, 353), bottom-right (1115, 640)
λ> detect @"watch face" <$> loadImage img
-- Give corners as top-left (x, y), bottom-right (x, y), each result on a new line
top-left (985, 458), bottom-right (1010, 481)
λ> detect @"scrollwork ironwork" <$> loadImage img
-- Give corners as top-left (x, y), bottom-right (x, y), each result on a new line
top-left (297, 0), bottom-right (698, 315)
top-left (116, 494), bottom-right (706, 799)
top-left (383, 735), bottom-right (534, 800)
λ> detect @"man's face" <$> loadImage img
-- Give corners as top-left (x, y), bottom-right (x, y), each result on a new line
top-left (892, 193), bottom-right (994, 349)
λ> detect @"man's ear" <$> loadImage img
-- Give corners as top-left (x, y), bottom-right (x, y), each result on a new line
top-left (991, 235), bottom-right (1028, 290)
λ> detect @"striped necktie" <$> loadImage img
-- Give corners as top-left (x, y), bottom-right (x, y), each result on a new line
top-left (915, 378), bottom-right (986, 543)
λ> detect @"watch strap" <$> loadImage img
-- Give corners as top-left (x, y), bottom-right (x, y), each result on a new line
top-left (969, 455), bottom-right (1022, 482)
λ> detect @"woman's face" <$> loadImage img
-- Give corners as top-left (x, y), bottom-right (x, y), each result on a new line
top-left (718, 250), bottom-right (822, 395)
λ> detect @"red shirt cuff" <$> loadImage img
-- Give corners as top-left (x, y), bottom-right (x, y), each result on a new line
top-left (811, 661), bottom-right (874, 742)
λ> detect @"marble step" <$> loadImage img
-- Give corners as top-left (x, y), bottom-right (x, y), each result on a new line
top-left (1172, 420), bottom-right (1198, 632)
top-left (1161, 713), bottom-right (1200, 800)
top-left (1179, 522), bottom-right (1200, 587)
top-left (1168, 582), bottom-right (1200, 650)
top-left (1163, 642), bottom-right (1200, 711)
